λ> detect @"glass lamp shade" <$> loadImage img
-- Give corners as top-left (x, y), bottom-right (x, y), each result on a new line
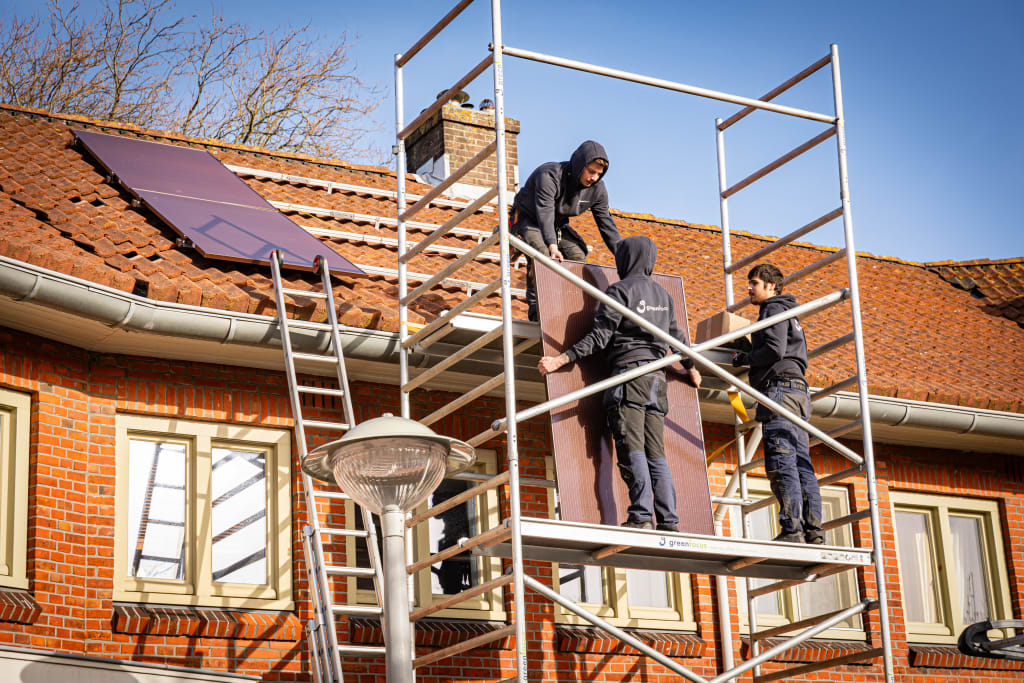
top-left (329, 436), bottom-right (447, 515)
top-left (302, 413), bottom-right (476, 515)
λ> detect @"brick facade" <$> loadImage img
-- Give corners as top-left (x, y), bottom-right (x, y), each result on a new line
top-left (2, 324), bottom-right (1023, 681)
top-left (405, 103), bottom-right (520, 189)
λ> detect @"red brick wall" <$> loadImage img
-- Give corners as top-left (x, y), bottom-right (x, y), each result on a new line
top-left (405, 104), bottom-right (519, 189)
top-left (2, 324), bottom-right (1022, 682)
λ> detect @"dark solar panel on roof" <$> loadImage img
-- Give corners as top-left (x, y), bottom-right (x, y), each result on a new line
top-left (73, 128), bottom-right (363, 275)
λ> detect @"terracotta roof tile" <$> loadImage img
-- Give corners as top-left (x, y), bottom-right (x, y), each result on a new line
top-left (927, 258), bottom-right (1024, 326)
top-left (2, 104), bottom-right (1023, 412)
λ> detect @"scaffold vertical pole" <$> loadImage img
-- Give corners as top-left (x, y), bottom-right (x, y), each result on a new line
top-left (830, 42), bottom-right (895, 683)
top-left (489, 1), bottom-right (527, 681)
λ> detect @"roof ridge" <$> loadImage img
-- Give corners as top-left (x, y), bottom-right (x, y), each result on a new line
top-left (924, 257), bottom-right (1024, 268)
top-left (0, 102), bottom-right (398, 179)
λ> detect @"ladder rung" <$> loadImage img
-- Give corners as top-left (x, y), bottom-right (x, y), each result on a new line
top-left (752, 647), bottom-right (885, 683)
top-left (298, 386), bottom-right (347, 397)
top-left (325, 565), bottom-right (377, 578)
top-left (312, 490), bottom-right (350, 500)
top-left (821, 508), bottom-right (872, 531)
top-left (748, 563), bottom-right (851, 598)
top-left (320, 527), bottom-right (367, 538)
top-left (283, 319), bottom-right (332, 332)
top-left (808, 418), bottom-right (862, 448)
top-left (337, 644), bottom-right (387, 657)
top-left (413, 624), bottom-right (516, 669)
top-left (410, 574), bottom-right (514, 622)
top-left (331, 604), bottom-right (383, 616)
top-left (293, 352), bottom-right (339, 364)
top-left (304, 419), bottom-right (351, 431)
top-left (280, 287), bottom-right (328, 299)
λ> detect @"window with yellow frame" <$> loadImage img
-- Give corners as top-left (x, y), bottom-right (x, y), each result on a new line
top-left (547, 457), bottom-right (697, 631)
top-left (113, 415), bottom-right (292, 609)
top-left (0, 387), bottom-right (30, 590)
top-left (349, 448), bottom-right (505, 621)
top-left (730, 479), bottom-right (864, 638)
top-left (891, 490), bottom-right (1012, 644)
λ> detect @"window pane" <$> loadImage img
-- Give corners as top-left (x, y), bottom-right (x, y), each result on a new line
top-left (950, 515), bottom-right (991, 624)
top-left (746, 506), bottom-right (782, 616)
top-left (559, 564), bottom-right (604, 604)
top-left (211, 447), bottom-right (267, 584)
top-left (128, 440), bottom-right (186, 579)
top-left (796, 497), bottom-right (860, 628)
top-left (626, 569), bottom-right (670, 608)
top-left (895, 509), bottom-right (942, 624)
top-left (428, 479), bottom-right (478, 595)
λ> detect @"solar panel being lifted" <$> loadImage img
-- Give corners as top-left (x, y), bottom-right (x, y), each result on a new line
top-left (72, 129), bottom-right (363, 275)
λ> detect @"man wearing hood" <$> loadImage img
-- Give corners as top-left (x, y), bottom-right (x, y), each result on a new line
top-left (511, 140), bottom-right (622, 321)
top-left (732, 263), bottom-right (824, 545)
top-left (537, 236), bottom-right (701, 531)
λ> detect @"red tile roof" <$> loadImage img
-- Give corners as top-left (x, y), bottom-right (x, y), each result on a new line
top-left (2, 104), bottom-right (1023, 413)
top-left (927, 258), bottom-right (1024, 326)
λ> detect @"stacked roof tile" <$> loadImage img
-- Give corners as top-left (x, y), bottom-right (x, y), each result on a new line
top-left (927, 258), bottom-right (1024, 327)
top-left (2, 104), bottom-right (1023, 413)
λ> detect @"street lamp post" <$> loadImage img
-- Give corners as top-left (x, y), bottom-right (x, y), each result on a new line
top-left (303, 414), bottom-right (475, 683)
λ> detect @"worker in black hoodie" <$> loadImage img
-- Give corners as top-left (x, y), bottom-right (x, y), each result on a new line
top-left (511, 140), bottom-right (622, 321)
top-left (731, 263), bottom-right (824, 544)
top-left (538, 236), bottom-right (701, 531)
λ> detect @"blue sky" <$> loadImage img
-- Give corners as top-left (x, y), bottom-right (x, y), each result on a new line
top-left (7, 1), bottom-right (1022, 263)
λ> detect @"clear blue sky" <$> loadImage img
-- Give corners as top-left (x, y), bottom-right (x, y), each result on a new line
top-left (8, 1), bottom-right (1022, 263)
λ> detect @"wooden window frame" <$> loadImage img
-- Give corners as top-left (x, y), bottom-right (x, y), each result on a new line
top-left (547, 456), bottom-right (697, 631)
top-left (0, 388), bottom-right (30, 590)
top-left (113, 415), bottom-right (292, 609)
top-left (891, 490), bottom-right (1013, 644)
top-left (731, 479), bottom-right (865, 640)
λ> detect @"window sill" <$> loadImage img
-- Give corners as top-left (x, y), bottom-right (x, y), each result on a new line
top-left (112, 603), bottom-right (301, 641)
top-left (557, 625), bottom-right (706, 657)
top-left (350, 617), bottom-right (513, 650)
top-left (742, 637), bottom-right (875, 664)
top-left (0, 587), bottom-right (41, 624)
top-left (909, 644), bottom-right (1024, 671)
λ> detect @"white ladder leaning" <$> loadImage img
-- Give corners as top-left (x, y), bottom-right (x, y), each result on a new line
top-left (270, 250), bottom-right (387, 683)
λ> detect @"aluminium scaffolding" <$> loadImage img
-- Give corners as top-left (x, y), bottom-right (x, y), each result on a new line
top-left (392, 2), bottom-right (895, 683)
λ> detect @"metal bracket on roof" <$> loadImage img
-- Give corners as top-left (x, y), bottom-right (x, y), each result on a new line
top-left (175, 236), bottom-right (194, 250)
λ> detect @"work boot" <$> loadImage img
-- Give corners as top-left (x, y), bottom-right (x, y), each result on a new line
top-left (621, 519), bottom-right (653, 530)
top-left (656, 523), bottom-right (679, 532)
top-left (805, 531), bottom-right (826, 545)
top-left (773, 531), bottom-right (804, 544)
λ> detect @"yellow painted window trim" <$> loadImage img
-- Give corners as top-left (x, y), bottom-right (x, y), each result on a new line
top-left (546, 456), bottom-right (697, 631)
top-left (113, 414), bottom-right (292, 610)
top-left (891, 490), bottom-right (1013, 645)
top-left (0, 388), bottom-right (30, 590)
top-left (351, 448), bottom-right (506, 621)
top-left (732, 479), bottom-right (865, 641)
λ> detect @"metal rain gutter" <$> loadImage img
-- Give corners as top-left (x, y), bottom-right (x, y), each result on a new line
top-left (2, 255), bottom-right (1024, 446)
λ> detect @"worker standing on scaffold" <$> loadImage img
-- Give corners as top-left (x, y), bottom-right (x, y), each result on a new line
top-left (537, 236), bottom-right (701, 531)
top-left (511, 140), bottom-right (622, 322)
top-left (732, 263), bottom-right (824, 544)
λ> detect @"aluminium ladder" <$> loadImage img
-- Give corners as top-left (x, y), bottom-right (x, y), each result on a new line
top-left (270, 250), bottom-right (387, 683)
top-left (392, 2), bottom-right (895, 683)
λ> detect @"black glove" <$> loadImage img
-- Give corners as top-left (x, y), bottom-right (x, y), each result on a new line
top-left (731, 351), bottom-right (749, 367)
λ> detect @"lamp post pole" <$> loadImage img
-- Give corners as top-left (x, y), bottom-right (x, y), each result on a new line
top-left (382, 504), bottom-right (413, 683)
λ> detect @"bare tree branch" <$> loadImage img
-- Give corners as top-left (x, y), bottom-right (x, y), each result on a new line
top-left (0, 0), bottom-right (383, 162)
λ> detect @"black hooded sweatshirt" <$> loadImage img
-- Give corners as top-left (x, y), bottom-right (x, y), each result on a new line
top-left (565, 236), bottom-right (694, 370)
top-left (511, 140), bottom-right (621, 253)
top-left (747, 293), bottom-right (808, 390)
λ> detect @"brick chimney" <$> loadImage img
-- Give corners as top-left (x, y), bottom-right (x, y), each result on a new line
top-left (405, 102), bottom-right (519, 194)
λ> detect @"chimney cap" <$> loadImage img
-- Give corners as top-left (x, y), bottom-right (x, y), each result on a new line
top-left (437, 89), bottom-right (470, 105)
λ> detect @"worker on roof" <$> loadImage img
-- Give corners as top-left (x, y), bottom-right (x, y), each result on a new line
top-left (537, 236), bottom-right (701, 531)
top-left (731, 263), bottom-right (823, 545)
top-left (511, 140), bottom-right (621, 321)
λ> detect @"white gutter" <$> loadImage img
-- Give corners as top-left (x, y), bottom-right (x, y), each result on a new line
top-left (2, 255), bottom-right (1023, 449)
